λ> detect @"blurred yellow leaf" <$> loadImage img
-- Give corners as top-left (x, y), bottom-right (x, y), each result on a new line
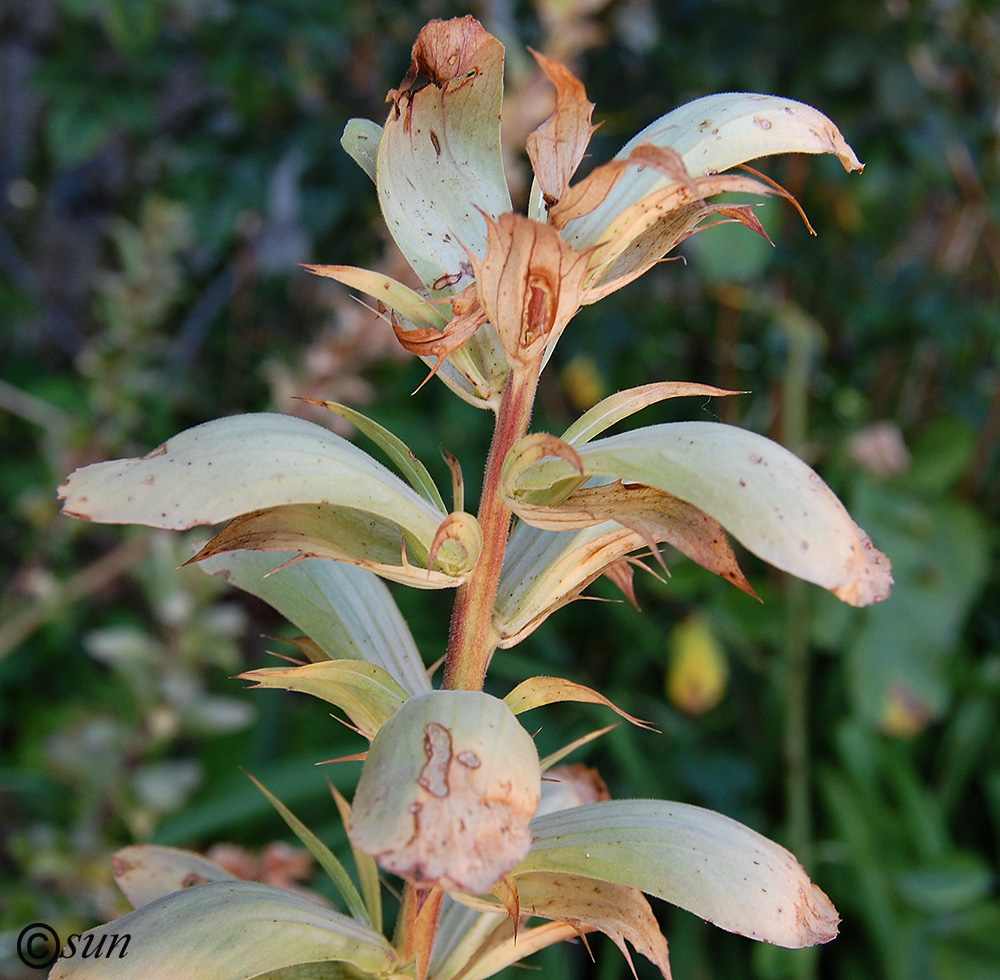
top-left (667, 616), bottom-right (729, 715)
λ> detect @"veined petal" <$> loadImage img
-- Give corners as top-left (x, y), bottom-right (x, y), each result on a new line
top-left (581, 172), bottom-right (776, 296)
top-left (189, 503), bottom-right (477, 589)
top-left (494, 520), bottom-right (648, 646)
top-left (505, 479), bottom-right (755, 598)
top-left (303, 264), bottom-right (449, 333)
top-left (112, 845), bottom-right (238, 909)
top-left (340, 118), bottom-right (382, 184)
top-left (303, 265), bottom-right (504, 408)
top-left (563, 92), bottom-right (863, 252)
top-left (239, 660), bottom-right (410, 740)
top-left (348, 691), bottom-right (541, 894)
top-left (377, 16), bottom-right (511, 293)
top-left (504, 675), bottom-right (654, 730)
top-left (451, 872), bottom-right (672, 979)
top-left (302, 399), bottom-right (445, 511)
top-left (561, 381), bottom-right (743, 446)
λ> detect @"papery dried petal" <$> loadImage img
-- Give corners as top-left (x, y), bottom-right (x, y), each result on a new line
top-left (583, 173), bottom-right (777, 298)
top-left (505, 675), bottom-right (655, 730)
top-left (508, 479), bottom-right (757, 597)
top-left (469, 213), bottom-right (592, 367)
top-left (537, 763), bottom-right (611, 816)
top-left (495, 521), bottom-right (652, 647)
top-left (562, 91), bottom-right (863, 255)
top-left (188, 504), bottom-right (471, 590)
top-left (502, 431), bottom-right (756, 595)
top-left (526, 50), bottom-right (597, 209)
top-left (547, 143), bottom-right (699, 230)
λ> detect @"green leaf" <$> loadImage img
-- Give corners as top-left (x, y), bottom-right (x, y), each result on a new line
top-left (48, 881), bottom-right (397, 980)
top-left (59, 413), bottom-right (447, 548)
top-left (512, 422), bottom-right (892, 606)
top-left (239, 660), bottom-right (409, 740)
top-left (245, 773), bottom-right (371, 926)
top-left (896, 854), bottom-right (994, 914)
top-left (843, 487), bottom-right (989, 730)
top-left (341, 118), bottom-right (382, 184)
top-left (196, 551), bottom-right (431, 696)
top-left (521, 799), bottom-right (840, 949)
top-left (561, 381), bottom-right (741, 446)
top-left (304, 401), bottom-right (446, 511)
top-left (329, 787), bottom-right (383, 935)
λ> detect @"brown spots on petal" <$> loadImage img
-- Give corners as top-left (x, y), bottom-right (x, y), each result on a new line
top-left (418, 722), bottom-right (453, 798)
top-left (181, 872), bottom-right (211, 888)
top-left (432, 270), bottom-right (464, 290)
top-left (349, 691), bottom-right (541, 895)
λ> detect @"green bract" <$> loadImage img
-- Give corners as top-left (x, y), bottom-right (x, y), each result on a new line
top-left (349, 691), bottom-right (541, 895)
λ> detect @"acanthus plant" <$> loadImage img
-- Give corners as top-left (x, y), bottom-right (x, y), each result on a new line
top-left (55, 16), bottom-right (892, 980)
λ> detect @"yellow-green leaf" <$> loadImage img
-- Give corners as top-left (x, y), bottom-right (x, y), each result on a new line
top-left (504, 675), bottom-right (654, 730)
top-left (239, 660), bottom-right (409, 740)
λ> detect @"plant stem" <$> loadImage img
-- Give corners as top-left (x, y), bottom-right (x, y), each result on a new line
top-left (395, 885), bottom-right (444, 980)
top-left (779, 304), bottom-right (819, 980)
top-left (443, 365), bottom-right (538, 691)
top-left (395, 366), bottom-right (538, 969)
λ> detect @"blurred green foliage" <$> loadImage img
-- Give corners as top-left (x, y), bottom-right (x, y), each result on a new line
top-left (1, 0), bottom-right (997, 978)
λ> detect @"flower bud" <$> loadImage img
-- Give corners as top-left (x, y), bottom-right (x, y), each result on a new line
top-left (348, 690), bottom-right (541, 894)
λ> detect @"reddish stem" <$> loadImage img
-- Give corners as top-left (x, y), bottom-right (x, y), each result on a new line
top-left (395, 885), bottom-right (445, 980)
top-left (443, 365), bottom-right (538, 691)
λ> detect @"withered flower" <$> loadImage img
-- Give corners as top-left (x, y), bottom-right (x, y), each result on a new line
top-left (312, 16), bottom-right (862, 393)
